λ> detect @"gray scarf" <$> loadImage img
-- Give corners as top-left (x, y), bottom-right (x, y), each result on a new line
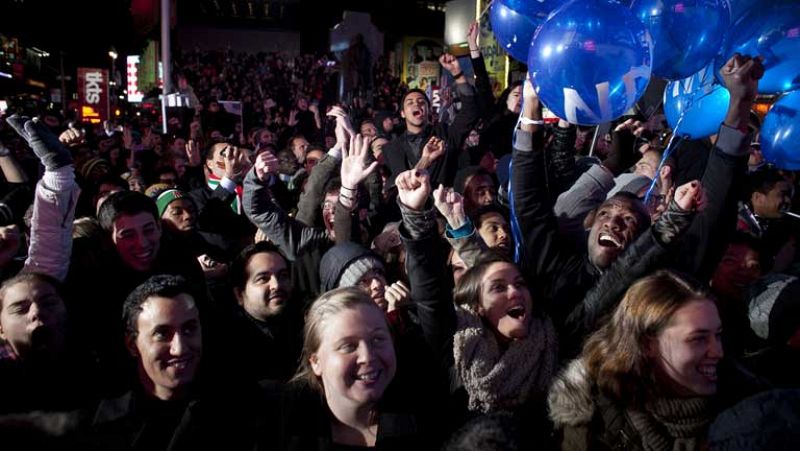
top-left (626, 397), bottom-right (714, 451)
top-left (453, 307), bottom-right (558, 413)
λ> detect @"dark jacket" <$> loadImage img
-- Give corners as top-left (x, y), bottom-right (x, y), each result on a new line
top-left (400, 200), bottom-right (554, 445)
top-left (242, 167), bottom-right (331, 302)
top-left (253, 380), bottom-right (440, 451)
top-left (187, 174), bottom-right (254, 262)
top-left (548, 359), bottom-right (768, 451)
top-left (383, 82), bottom-right (480, 188)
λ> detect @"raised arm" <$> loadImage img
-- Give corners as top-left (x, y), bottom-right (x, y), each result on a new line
top-left (334, 134), bottom-right (378, 244)
top-left (561, 180), bottom-right (703, 358)
top-left (672, 54), bottom-right (764, 280)
top-left (397, 169), bottom-right (456, 367)
top-left (6, 115), bottom-right (79, 282)
top-left (511, 79), bottom-right (576, 281)
top-left (243, 151), bottom-right (328, 261)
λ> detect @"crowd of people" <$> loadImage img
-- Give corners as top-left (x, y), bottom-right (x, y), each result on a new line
top-left (0, 22), bottom-right (798, 450)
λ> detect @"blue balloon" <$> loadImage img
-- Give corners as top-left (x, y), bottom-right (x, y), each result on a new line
top-left (630, 0), bottom-right (730, 80)
top-left (529, 0), bottom-right (652, 125)
top-left (664, 64), bottom-right (731, 139)
top-left (502, 0), bottom-right (561, 19)
top-left (716, 0), bottom-right (800, 95)
top-left (760, 91), bottom-right (800, 170)
top-left (490, 1), bottom-right (543, 62)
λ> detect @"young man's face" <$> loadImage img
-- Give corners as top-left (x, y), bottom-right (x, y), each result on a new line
top-left (634, 150), bottom-right (661, 180)
top-left (401, 92), bottom-right (429, 129)
top-left (206, 143), bottom-right (228, 179)
top-left (360, 122), bottom-right (378, 138)
top-left (587, 197), bottom-right (646, 269)
top-left (236, 251), bottom-right (293, 321)
top-left (112, 212), bottom-right (162, 272)
top-left (322, 191), bottom-right (339, 238)
top-left (710, 243), bottom-right (761, 301)
top-left (752, 180), bottom-right (792, 219)
top-left (477, 212), bottom-right (511, 252)
top-left (0, 279), bottom-right (67, 360)
top-left (161, 198), bottom-right (197, 234)
top-left (128, 294), bottom-right (201, 400)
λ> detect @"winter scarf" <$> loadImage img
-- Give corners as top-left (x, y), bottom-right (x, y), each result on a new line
top-left (626, 397), bottom-right (714, 451)
top-left (453, 307), bottom-right (557, 413)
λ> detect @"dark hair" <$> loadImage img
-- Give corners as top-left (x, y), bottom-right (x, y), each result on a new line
top-left (746, 168), bottom-right (786, 199)
top-left (453, 250), bottom-right (519, 311)
top-left (0, 273), bottom-right (62, 312)
top-left (445, 411), bottom-right (525, 451)
top-left (229, 241), bottom-right (289, 291)
top-left (322, 177), bottom-right (342, 199)
top-left (400, 89), bottom-right (431, 111)
top-left (495, 81), bottom-right (523, 115)
top-left (97, 191), bottom-right (159, 233)
top-left (471, 204), bottom-right (510, 229)
top-left (602, 192), bottom-right (652, 230)
top-left (122, 275), bottom-right (194, 338)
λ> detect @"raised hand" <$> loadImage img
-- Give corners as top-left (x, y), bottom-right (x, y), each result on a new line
top-left (720, 53), bottom-right (764, 104)
top-left (439, 53), bottom-right (462, 77)
top-left (385, 281), bottom-right (410, 313)
top-left (433, 184), bottom-right (467, 229)
top-left (59, 124), bottom-right (86, 147)
top-left (396, 169), bottom-right (432, 211)
top-left (223, 145), bottom-right (251, 182)
top-left (185, 139), bottom-right (202, 167)
top-left (6, 115), bottom-right (72, 170)
top-left (673, 180), bottom-right (706, 212)
top-left (341, 134), bottom-right (379, 190)
top-left (254, 150), bottom-right (279, 182)
top-left (467, 21), bottom-right (480, 50)
top-left (422, 136), bottom-right (445, 162)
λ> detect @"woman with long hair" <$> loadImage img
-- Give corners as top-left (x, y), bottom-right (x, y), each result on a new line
top-left (548, 270), bottom-right (762, 451)
top-left (395, 168), bottom-right (558, 439)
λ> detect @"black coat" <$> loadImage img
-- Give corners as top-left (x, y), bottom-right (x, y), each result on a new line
top-left (383, 83), bottom-right (480, 188)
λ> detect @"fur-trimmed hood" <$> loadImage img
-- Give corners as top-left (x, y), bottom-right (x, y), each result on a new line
top-left (547, 358), bottom-right (596, 427)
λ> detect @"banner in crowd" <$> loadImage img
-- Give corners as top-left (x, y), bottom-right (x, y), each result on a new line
top-left (137, 40), bottom-right (160, 94)
top-left (77, 68), bottom-right (109, 124)
top-left (478, 0), bottom-right (508, 96)
top-left (401, 37), bottom-right (444, 91)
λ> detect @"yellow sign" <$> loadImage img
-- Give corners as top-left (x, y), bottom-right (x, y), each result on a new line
top-left (81, 106), bottom-right (102, 124)
top-left (478, 0), bottom-right (508, 95)
top-left (402, 36), bottom-right (444, 91)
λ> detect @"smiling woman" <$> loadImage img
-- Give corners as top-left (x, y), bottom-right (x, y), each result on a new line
top-left (255, 287), bottom-right (437, 450)
top-left (548, 271), bottom-right (759, 451)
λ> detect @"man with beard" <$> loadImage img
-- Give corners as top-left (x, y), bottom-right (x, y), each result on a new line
top-left (224, 242), bottom-right (302, 382)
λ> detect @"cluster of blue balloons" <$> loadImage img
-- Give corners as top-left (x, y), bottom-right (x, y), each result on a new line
top-left (488, 0), bottom-right (800, 161)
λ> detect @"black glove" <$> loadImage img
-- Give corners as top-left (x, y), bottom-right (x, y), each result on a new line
top-left (6, 115), bottom-right (72, 171)
top-left (602, 126), bottom-right (638, 177)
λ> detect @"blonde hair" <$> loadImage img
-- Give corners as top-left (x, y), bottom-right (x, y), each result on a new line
top-left (292, 287), bottom-right (391, 393)
top-left (581, 270), bottom-right (711, 407)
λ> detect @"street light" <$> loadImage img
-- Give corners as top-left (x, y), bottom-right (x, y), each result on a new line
top-left (108, 49), bottom-right (118, 60)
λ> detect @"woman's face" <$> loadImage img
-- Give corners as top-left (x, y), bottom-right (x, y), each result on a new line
top-left (310, 304), bottom-right (396, 409)
top-left (651, 299), bottom-right (723, 396)
top-left (479, 262), bottom-right (531, 341)
top-left (506, 86), bottom-right (522, 114)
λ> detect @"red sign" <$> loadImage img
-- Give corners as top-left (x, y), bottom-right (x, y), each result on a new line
top-left (78, 68), bottom-right (109, 124)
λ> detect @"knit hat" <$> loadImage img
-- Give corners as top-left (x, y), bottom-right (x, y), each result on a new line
top-left (144, 183), bottom-right (172, 200)
top-left (156, 189), bottom-right (191, 217)
top-left (319, 242), bottom-right (385, 292)
top-left (79, 157), bottom-right (111, 180)
top-left (748, 274), bottom-right (800, 346)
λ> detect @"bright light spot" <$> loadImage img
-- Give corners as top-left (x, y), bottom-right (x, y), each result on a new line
top-left (542, 45), bottom-right (553, 58)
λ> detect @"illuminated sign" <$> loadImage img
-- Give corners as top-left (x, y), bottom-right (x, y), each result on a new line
top-left (78, 68), bottom-right (109, 124)
top-left (127, 55), bottom-right (144, 102)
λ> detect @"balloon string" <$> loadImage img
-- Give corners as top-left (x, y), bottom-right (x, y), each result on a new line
top-left (644, 112), bottom-right (686, 205)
